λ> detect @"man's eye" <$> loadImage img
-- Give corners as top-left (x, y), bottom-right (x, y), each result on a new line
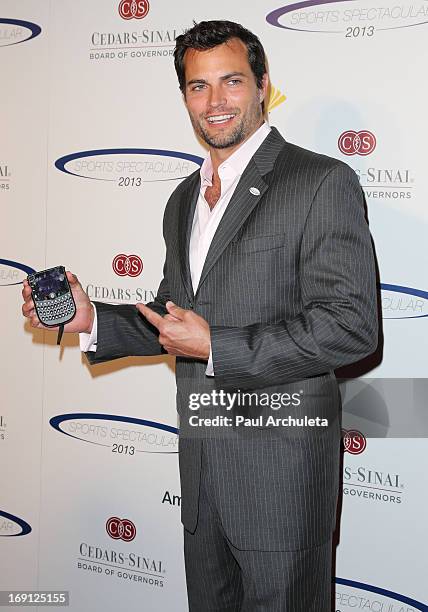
top-left (228, 79), bottom-right (241, 86)
top-left (191, 84), bottom-right (205, 91)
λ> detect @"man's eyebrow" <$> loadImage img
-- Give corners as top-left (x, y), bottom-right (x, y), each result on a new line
top-left (221, 72), bottom-right (246, 81)
top-left (186, 78), bottom-right (208, 86)
top-left (186, 72), bottom-right (247, 86)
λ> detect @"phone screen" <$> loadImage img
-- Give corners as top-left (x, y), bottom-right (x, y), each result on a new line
top-left (30, 268), bottom-right (69, 301)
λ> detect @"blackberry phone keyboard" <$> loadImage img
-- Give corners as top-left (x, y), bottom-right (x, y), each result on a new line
top-left (36, 294), bottom-right (76, 326)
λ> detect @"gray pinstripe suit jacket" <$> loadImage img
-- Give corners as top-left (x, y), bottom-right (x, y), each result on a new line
top-left (87, 127), bottom-right (378, 551)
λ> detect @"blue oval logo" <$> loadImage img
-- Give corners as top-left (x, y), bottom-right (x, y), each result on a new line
top-left (335, 577), bottom-right (428, 611)
top-left (50, 413), bottom-right (179, 453)
top-left (55, 149), bottom-right (203, 183)
top-left (380, 283), bottom-right (428, 319)
top-left (0, 259), bottom-right (35, 286)
top-left (0, 510), bottom-right (32, 537)
top-left (267, 1), bottom-right (428, 34)
top-left (0, 19), bottom-right (41, 47)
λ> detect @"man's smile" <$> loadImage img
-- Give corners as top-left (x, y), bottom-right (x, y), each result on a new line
top-left (206, 113), bottom-right (237, 125)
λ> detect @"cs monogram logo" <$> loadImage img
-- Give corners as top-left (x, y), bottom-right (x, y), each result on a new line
top-left (118, 0), bottom-right (149, 20)
top-left (342, 429), bottom-right (367, 455)
top-left (106, 517), bottom-right (136, 542)
top-left (338, 130), bottom-right (376, 156)
top-left (112, 254), bottom-right (143, 277)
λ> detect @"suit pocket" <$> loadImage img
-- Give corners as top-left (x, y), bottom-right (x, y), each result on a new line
top-left (233, 234), bottom-right (286, 254)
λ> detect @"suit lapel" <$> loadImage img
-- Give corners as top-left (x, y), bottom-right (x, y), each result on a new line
top-left (178, 171), bottom-right (200, 302)
top-left (195, 127), bottom-right (286, 296)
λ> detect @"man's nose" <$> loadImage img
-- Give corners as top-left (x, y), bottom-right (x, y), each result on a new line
top-left (208, 85), bottom-right (227, 108)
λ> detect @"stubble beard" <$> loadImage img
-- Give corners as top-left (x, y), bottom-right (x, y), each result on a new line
top-left (190, 99), bottom-right (263, 150)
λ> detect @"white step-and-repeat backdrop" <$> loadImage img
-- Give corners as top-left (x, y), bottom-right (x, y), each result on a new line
top-left (2, 1), bottom-right (427, 610)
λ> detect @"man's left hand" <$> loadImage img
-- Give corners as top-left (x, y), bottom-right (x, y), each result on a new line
top-left (136, 301), bottom-right (211, 359)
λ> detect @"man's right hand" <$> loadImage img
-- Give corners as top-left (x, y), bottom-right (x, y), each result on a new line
top-left (22, 271), bottom-right (95, 334)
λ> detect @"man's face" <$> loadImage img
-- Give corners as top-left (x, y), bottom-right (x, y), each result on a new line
top-left (183, 38), bottom-right (267, 151)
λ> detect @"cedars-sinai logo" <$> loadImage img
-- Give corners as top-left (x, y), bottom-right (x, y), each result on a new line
top-left (338, 130), bottom-right (376, 156)
top-left (118, 0), bottom-right (149, 20)
top-left (266, 1), bottom-right (428, 37)
top-left (112, 254), bottom-right (143, 277)
top-left (106, 517), bottom-right (136, 542)
top-left (342, 429), bottom-right (366, 455)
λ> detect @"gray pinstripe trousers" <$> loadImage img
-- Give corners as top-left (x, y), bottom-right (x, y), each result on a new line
top-left (184, 445), bottom-right (333, 612)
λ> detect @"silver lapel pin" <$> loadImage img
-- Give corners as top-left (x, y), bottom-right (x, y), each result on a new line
top-left (249, 187), bottom-right (260, 196)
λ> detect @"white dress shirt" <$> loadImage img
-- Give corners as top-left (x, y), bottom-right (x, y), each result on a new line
top-left (80, 121), bottom-right (271, 376)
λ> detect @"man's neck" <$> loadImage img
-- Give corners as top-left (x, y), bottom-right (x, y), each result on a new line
top-left (209, 119), bottom-right (264, 179)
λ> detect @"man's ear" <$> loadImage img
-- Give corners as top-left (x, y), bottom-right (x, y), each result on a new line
top-left (259, 73), bottom-right (270, 117)
top-left (259, 73), bottom-right (269, 104)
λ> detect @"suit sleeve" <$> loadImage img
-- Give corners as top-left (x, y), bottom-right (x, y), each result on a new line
top-left (210, 163), bottom-right (378, 389)
top-left (84, 273), bottom-right (170, 365)
top-left (84, 196), bottom-right (174, 365)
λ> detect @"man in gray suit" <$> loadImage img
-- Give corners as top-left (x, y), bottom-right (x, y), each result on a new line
top-left (23, 20), bottom-right (378, 611)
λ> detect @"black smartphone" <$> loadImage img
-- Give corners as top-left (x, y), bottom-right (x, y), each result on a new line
top-left (27, 266), bottom-right (76, 327)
